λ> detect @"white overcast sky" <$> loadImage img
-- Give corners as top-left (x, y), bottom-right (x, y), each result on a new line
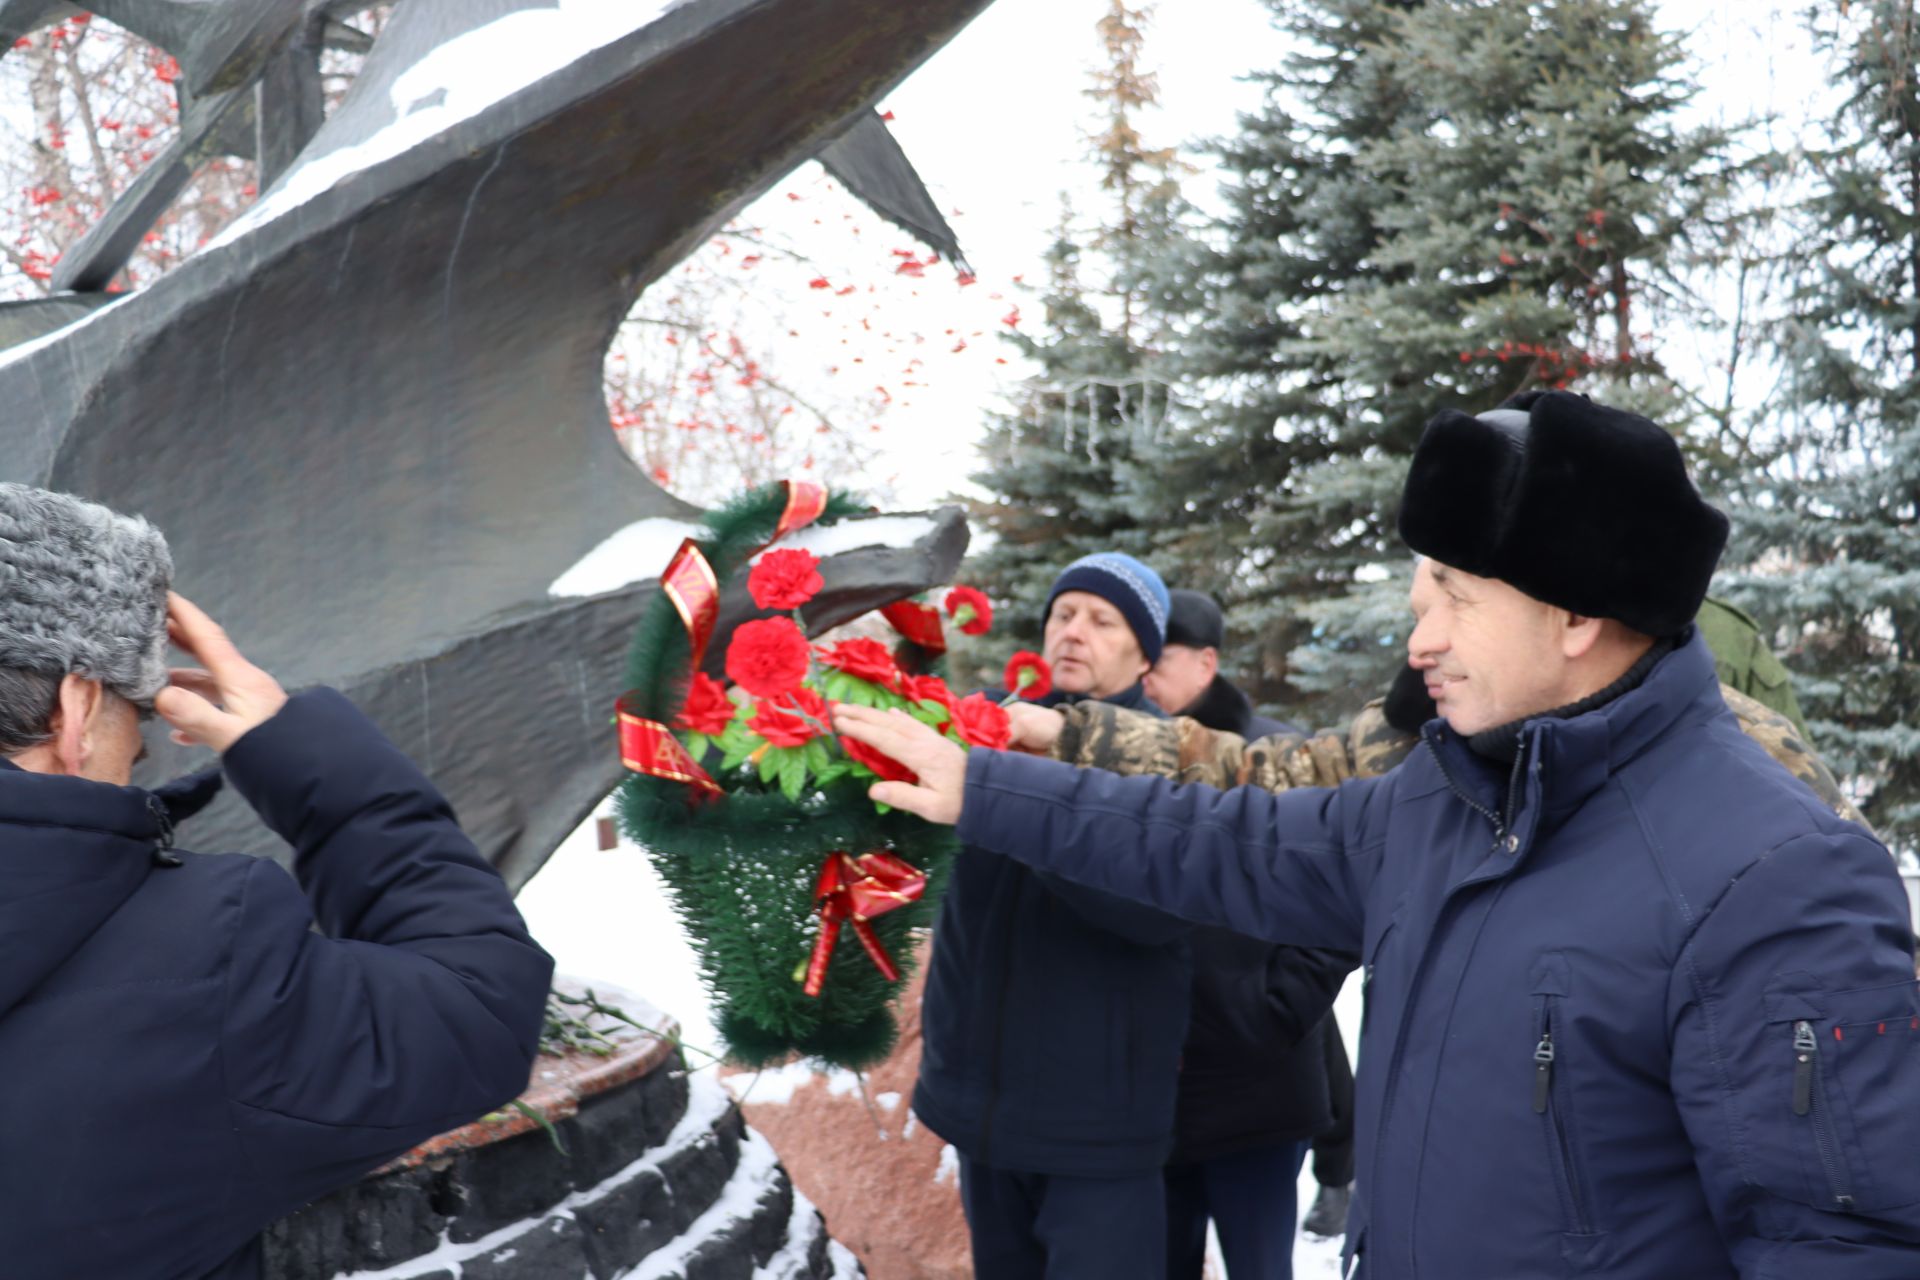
top-left (773, 0), bottom-right (1824, 510)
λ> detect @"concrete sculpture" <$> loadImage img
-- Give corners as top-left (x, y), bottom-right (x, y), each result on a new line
top-left (0, 0), bottom-right (990, 889)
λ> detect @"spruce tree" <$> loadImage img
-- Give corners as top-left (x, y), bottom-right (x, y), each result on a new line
top-left (965, 1), bottom-right (1185, 651)
top-left (1722, 0), bottom-right (1920, 850)
top-left (1140, 0), bottom-right (1729, 722)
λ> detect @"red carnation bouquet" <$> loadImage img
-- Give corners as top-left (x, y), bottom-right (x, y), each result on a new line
top-left (679, 558), bottom-right (1013, 806)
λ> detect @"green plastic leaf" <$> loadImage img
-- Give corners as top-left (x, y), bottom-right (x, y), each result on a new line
top-left (778, 751), bottom-right (807, 802)
top-left (757, 748), bottom-right (782, 784)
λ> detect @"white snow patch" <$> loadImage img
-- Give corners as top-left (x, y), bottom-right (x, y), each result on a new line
top-left (901, 1109), bottom-right (918, 1140)
top-left (214, 1), bottom-right (693, 248)
top-left (547, 517), bottom-right (710, 597)
top-left (724, 1060), bottom-right (863, 1107)
top-left (745, 515), bottom-right (938, 564)
top-left (933, 1142), bottom-right (960, 1186)
top-left (874, 1090), bottom-right (901, 1112)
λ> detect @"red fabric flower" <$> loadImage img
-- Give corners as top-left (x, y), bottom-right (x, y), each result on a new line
top-left (748, 548), bottom-right (824, 611)
top-left (817, 636), bottom-right (902, 691)
top-left (840, 733), bottom-right (918, 784)
top-left (1003, 651), bottom-right (1053, 700)
top-left (944, 585), bottom-right (994, 636)
top-left (725, 618), bottom-right (812, 698)
top-left (901, 673), bottom-right (958, 715)
top-left (675, 672), bottom-right (736, 736)
top-left (949, 693), bottom-right (1012, 751)
top-left (747, 686), bottom-right (832, 748)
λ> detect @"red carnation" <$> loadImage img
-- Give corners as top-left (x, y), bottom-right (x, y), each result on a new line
top-left (944, 585), bottom-right (994, 636)
top-left (817, 636), bottom-right (902, 691)
top-left (747, 686), bottom-right (832, 748)
top-left (841, 733), bottom-right (919, 784)
top-left (675, 672), bottom-right (736, 736)
top-left (901, 673), bottom-right (959, 715)
top-left (1003, 651), bottom-right (1053, 700)
top-left (749, 548), bottom-right (824, 611)
top-left (725, 617), bottom-right (812, 698)
top-left (950, 693), bottom-right (1012, 751)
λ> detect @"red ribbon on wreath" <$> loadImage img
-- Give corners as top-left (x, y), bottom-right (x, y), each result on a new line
top-left (617, 695), bottom-right (724, 798)
top-left (803, 850), bottom-right (927, 997)
top-left (620, 480), bottom-right (831, 797)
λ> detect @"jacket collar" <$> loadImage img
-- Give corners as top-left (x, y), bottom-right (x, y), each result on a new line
top-left (1421, 628), bottom-right (1723, 851)
top-left (0, 764), bottom-right (172, 846)
top-left (1181, 675), bottom-right (1256, 736)
top-left (1037, 679), bottom-right (1167, 719)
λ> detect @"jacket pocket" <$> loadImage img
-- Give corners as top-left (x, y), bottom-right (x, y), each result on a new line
top-left (1530, 953), bottom-right (1607, 1267)
top-left (1536, 959), bottom-right (1597, 1243)
top-left (1771, 976), bottom-right (1920, 1213)
top-left (1359, 895), bottom-right (1407, 1041)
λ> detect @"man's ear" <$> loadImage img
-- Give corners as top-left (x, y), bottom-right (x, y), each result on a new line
top-left (50, 674), bottom-right (106, 777)
top-left (1201, 647), bottom-right (1221, 680)
top-left (1560, 611), bottom-right (1607, 661)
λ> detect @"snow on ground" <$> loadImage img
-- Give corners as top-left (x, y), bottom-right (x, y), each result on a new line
top-left (518, 805), bottom-right (1370, 1275)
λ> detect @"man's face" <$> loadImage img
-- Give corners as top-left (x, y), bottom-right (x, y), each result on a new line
top-left (1406, 560), bottom-right (1570, 736)
top-left (1044, 590), bottom-right (1150, 698)
top-left (1144, 643), bottom-right (1215, 714)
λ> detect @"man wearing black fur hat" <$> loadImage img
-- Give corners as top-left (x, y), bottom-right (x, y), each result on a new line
top-left (838, 391), bottom-right (1920, 1277)
top-left (0, 483), bottom-right (553, 1279)
top-left (1147, 589), bottom-right (1356, 1277)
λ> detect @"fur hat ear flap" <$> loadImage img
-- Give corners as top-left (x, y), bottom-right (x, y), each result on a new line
top-left (1399, 392), bottom-right (1728, 637)
top-left (1396, 409), bottom-right (1525, 578)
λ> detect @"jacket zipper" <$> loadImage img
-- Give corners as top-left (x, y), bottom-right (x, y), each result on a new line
top-left (1533, 1003), bottom-right (1593, 1233)
top-left (146, 793), bottom-right (183, 867)
top-left (1423, 737), bottom-right (1506, 844)
top-left (1792, 1019), bottom-right (1856, 1210)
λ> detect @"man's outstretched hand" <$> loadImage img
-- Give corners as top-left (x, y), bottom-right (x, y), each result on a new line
top-left (153, 593), bottom-right (289, 753)
top-left (832, 704), bottom-right (969, 825)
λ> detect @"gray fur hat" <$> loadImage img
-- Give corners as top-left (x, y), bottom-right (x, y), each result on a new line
top-left (0, 483), bottom-right (172, 702)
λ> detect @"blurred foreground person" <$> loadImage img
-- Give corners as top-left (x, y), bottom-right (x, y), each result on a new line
top-left (0, 484), bottom-right (554, 1280)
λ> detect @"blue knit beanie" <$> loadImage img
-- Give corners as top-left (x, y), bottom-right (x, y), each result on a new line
top-left (1043, 552), bottom-right (1170, 664)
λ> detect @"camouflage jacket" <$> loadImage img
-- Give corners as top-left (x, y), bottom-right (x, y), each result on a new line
top-left (1054, 683), bottom-right (1870, 830)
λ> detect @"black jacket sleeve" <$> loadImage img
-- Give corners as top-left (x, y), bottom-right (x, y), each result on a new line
top-left (212, 689), bottom-right (555, 1211)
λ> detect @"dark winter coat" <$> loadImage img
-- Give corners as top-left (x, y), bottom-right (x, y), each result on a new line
top-left (1171, 673), bottom-right (1352, 1167)
top-left (958, 632), bottom-right (1920, 1277)
top-left (0, 690), bottom-right (555, 1280)
top-left (913, 681), bottom-right (1194, 1178)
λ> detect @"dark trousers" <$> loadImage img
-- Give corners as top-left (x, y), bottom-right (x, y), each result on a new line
top-left (1311, 1019), bottom-right (1355, 1187)
top-left (958, 1154), bottom-right (1166, 1279)
top-left (1164, 1141), bottom-right (1310, 1280)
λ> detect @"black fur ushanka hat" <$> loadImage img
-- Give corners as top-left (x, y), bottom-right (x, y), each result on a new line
top-left (1397, 390), bottom-right (1728, 638)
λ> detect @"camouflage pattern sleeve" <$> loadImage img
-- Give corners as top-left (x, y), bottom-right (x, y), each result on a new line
top-left (1720, 683), bottom-right (1872, 831)
top-left (1052, 702), bottom-right (1363, 792)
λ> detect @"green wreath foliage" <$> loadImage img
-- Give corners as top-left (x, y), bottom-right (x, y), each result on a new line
top-left (617, 484), bottom-right (957, 1070)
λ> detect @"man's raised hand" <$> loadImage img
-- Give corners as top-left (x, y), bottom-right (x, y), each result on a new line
top-left (153, 593), bottom-right (289, 753)
top-left (831, 704), bottom-right (968, 825)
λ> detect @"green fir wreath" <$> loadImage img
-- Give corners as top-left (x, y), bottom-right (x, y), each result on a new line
top-left (616, 485), bottom-right (964, 1070)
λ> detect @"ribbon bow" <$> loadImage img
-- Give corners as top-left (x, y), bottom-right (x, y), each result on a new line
top-left (619, 480), bottom-right (827, 796)
top-left (803, 850), bottom-right (927, 997)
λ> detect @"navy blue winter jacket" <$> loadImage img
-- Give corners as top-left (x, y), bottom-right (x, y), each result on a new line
top-left (958, 632), bottom-right (1920, 1277)
top-left (0, 689), bottom-right (555, 1280)
top-left (913, 681), bottom-right (1194, 1177)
